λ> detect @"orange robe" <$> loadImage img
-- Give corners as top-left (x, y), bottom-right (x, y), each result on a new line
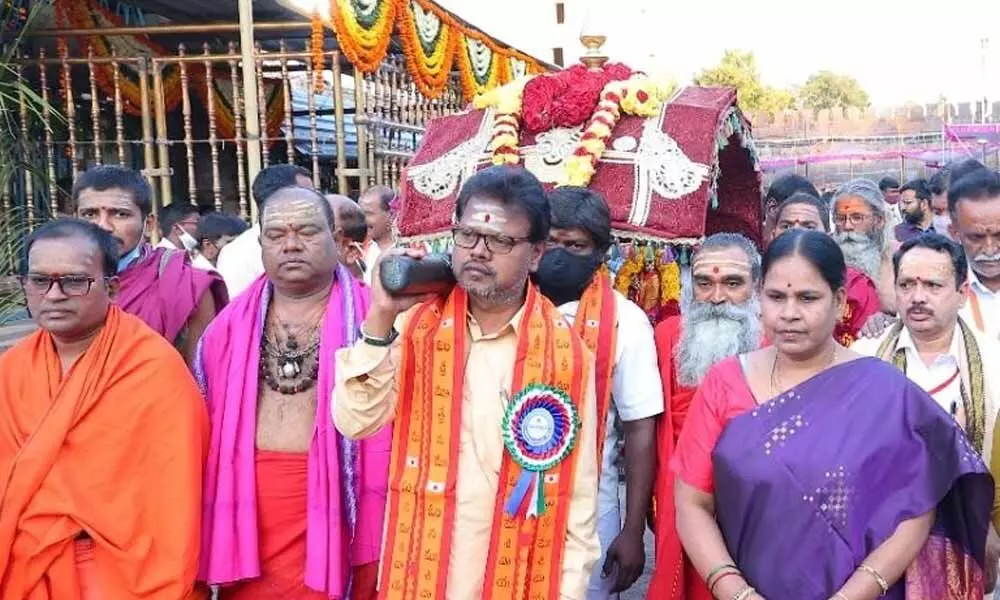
top-left (647, 315), bottom-right (713, 600)
top-left (0, 306), bottom-right (209, 599)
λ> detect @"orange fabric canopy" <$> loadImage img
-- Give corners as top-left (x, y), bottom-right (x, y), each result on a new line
top-left (0, 307), bottom-right (208, 599)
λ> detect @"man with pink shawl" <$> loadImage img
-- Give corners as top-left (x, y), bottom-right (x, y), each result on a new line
top-left (74, 166), bottom-right (227, 363)
top-left (194, 186), bottom-right (389, 599)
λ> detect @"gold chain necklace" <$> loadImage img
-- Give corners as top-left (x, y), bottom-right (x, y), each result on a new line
top-left (769, 345), bottom-right (838, 398)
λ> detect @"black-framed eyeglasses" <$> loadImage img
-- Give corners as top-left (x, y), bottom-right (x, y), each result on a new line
top-left (451, 227), bottom-right (530, 255)
top-left (18, 274), bottom-right (103, 297)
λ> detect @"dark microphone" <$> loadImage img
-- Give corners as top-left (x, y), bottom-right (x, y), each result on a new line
top-left (378, 253), bottom-right (456, 296)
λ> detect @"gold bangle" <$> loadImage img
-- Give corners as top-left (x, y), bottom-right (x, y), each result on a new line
top-left (706, 563), bottom-right (738, 584)
top-left (858, 563), bottom-right (889, 596)
top-left (732, 587), bottom-right (756, 600)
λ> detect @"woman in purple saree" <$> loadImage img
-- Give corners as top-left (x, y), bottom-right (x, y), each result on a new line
top-left (673, 230), bottom-right (993, 600)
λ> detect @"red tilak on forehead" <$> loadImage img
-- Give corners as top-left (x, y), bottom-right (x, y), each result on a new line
top-left (483, 213), bottom-right (491, 223)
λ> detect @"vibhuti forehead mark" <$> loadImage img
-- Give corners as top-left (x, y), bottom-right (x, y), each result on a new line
top-left (466, 201), bottom-right (508, 232)
top-left (262, 198), bottom-right (324, 224)
top-left (692, 255), bottom-right (751, 276)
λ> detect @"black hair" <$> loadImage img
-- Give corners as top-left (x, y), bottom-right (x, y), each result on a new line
top-left (196, 212), bottom-right (249, 245)
top-left (455, 166), bottom-right (550, 243)
top-left (333, 197), bottom-right (368, 243)
top-left (775, 192), bottom-right (830, 232)
top-left (260, 186), bottom-right (335, 230)
top-left (765, 174), bottom-right (819, 205)
top-left (763, 229), bottom-right (845, 292)
top-left (877, 176), bottom-right (900, 192)
top-left (72, 165), bottom-right (153, 217)
top-left (947, 167), bottom-right (1000, 217)
top-left (892, 233), bottom-right (968, 289)
top-left (22, 218), bottom-right (120, 278)
top-left (361, 185), bottom-right (397, 213)
top-left (158, 202), bottom-right (200, 236)
top-left (547, 186), bottom-right (612, 251)
top-left (899, 178), bottom-right (932, 202)
top-left (251, 164), bottom-right (312, 210)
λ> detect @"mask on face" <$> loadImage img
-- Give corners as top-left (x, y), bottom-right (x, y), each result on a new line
top-left (932, 214), bottom-right (952, 237)
top-left (117, 222), bottom-right (147, 272)
top-left (533, 248), bottom-right (603, 306)
top-left (176, 225), bottom-right (199, 252)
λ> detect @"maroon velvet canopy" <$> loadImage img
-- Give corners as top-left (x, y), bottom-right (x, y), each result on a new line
top-left (398, 86), bottom-right (763, 247)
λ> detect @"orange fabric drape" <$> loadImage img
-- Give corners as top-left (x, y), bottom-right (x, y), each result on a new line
top-left (0, 307), bottom-right (209, 599)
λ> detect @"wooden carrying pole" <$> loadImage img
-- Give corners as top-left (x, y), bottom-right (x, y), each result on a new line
top-left (238, 0), bottom-right (262, 221)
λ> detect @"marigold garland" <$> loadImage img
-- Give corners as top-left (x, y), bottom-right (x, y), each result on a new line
top-left (457, 32), bottom-right (503, 102)
top-left (331, 0), bottom-right (396, 73)
top-left (311, 10), bottom-right (326, 93)
top-left (397, 0), bottom-right (458, 99)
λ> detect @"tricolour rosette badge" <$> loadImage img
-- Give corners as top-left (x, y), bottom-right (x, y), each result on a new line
top-left (502, 383), bottom-right (580, 518)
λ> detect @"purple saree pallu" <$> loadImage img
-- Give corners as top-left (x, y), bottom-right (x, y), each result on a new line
top-left (712, 357), bottom-right (994, 599)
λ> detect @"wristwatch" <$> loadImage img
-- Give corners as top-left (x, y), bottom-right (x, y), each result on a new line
top-left (360, 325), bottom-right (399, 347)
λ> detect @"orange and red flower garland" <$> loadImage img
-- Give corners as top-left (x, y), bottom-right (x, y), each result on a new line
top-left (396, 0), bottom-right (458, 99)
top-left (330, 0), bottom-right (396, 73)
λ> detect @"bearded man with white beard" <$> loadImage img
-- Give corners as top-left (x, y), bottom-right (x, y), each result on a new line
top-left (647, 233), bottom-right (762, 600)
top-left (831, 178), bottom-right (899, 315)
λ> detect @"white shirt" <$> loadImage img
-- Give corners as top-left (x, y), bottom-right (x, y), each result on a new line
top-left (896, 327), bottom-right (963, 415)
top-left (558, 291), bottom-right (664, 520)
top-left (363, 241), bottom-right (384, 286)
top-left (215, 224), bottom-right (264, 299)
top-left (155, 237), bottom-right (216, 273)
top-left (962, 268), bottom-right (1000, 341)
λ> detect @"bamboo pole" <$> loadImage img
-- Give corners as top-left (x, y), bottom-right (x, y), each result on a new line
top-left (238, 0), bottom-right (262, 222)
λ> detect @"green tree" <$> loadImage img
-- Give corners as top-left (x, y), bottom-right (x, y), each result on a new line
top-left (693, 49), bottom-right (795, 115)
top-left (798, 71), bottom-right (870, 112)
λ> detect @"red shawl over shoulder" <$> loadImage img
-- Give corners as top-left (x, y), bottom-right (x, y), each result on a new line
top-left (648, 315), bottom-right (713, 600)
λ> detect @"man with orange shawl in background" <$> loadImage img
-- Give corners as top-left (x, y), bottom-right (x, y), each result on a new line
top-left (534, 186), bottom-right (663, 599)
top-left (648, 233), bottom-right (762, 600)
top-left (0, 219), bottom-right (208, 599)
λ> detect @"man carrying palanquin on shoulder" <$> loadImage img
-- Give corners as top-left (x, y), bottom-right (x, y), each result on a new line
top-left (334, 166), bottom-right (600, 599)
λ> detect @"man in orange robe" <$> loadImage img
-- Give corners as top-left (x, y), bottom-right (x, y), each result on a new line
top-left (0, 219), bottom-right (208, 599)
top-left (648, 233), bottom-right (763, 600)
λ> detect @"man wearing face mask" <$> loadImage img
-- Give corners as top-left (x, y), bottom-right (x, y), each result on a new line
top-left (74, 165), bottom-right (227, 364)
top-left (535, 186), bottom-right (664, 599)
top-left (156, 201), bottom-right (216, 272)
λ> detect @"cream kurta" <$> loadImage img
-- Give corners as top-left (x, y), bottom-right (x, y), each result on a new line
top-left (333, 308), bottom-right (600, 600)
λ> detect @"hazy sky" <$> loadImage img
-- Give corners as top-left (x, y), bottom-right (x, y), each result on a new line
top-left (434, 0), bottom-right (1000, 106)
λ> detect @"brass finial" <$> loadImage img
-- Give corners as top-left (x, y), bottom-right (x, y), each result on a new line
top-left (579, 33), bottom-right (608, 70)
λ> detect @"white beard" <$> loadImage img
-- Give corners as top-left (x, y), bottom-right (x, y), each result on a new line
top-left (674, 295), bottom-right (761, 388)
top-left (833, 231), bottom-right (883, 281)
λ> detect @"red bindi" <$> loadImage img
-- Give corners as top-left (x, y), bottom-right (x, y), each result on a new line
top-left (483, 213), bottom-right (491, 223)
top-left (712, 266), bottom-right (720, 274)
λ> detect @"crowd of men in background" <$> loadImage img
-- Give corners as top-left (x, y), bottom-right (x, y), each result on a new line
top-left (0, 154), bottom-right (999, 599)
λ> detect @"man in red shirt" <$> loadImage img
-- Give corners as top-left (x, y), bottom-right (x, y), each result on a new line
top-left (648, 233), bottom-right (762, 600)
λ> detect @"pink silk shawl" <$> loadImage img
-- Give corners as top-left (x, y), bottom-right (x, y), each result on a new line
top-left (195, 265), bottom-right (390, 597)
top-left (117, 244), bottom-right (228, 342)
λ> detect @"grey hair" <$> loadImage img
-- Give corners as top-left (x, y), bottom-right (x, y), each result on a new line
top-left (694, 232), bottom-right (762, 284)
top-left (832, 178), bottom-right (886, 218)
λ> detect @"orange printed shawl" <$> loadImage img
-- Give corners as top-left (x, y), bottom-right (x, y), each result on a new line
top-left (574, 269), bottom-right (618, 469)
top-left (379, 284), bottom-right (590, 600)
